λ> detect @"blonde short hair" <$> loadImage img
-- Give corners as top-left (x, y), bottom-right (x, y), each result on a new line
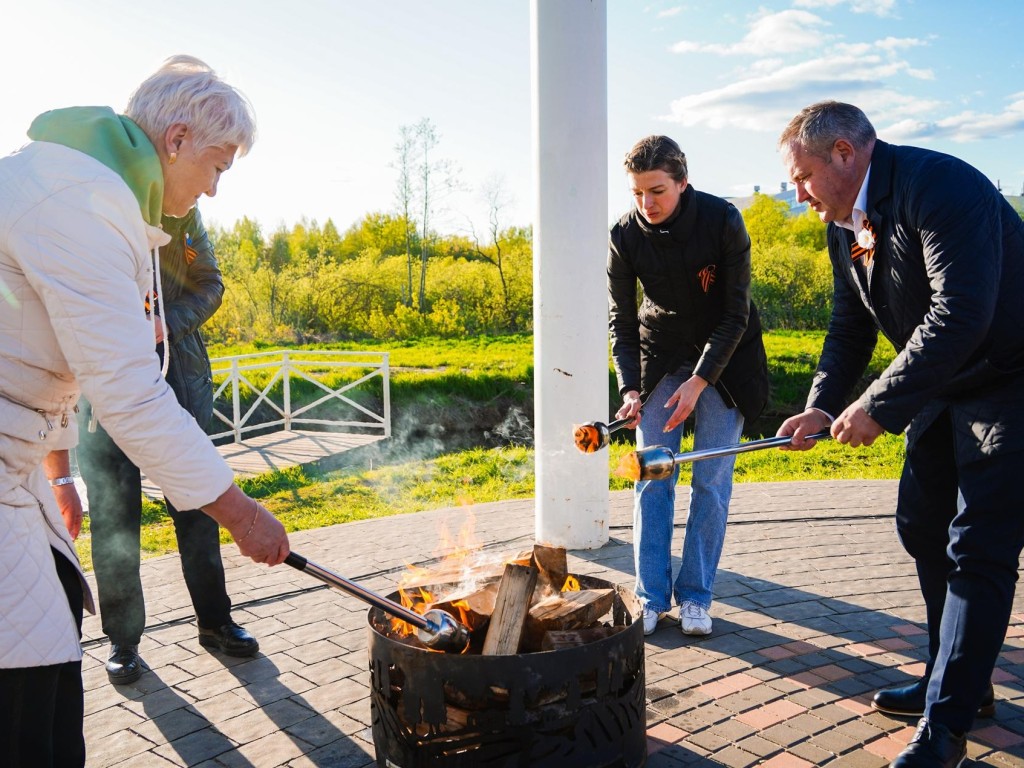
top-left (125, 55), bottom-right (256, 156)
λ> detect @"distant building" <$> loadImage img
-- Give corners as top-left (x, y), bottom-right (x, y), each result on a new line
top-left (727, 182), bottom-right (808, 214)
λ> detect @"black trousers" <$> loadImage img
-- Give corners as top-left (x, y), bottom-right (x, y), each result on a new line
top-left (77, 420), bottom-right (231, 644)
top-left (0, 548), bottom-right (85, 768)
top-left (896, 406), bottom-right (1024, 733)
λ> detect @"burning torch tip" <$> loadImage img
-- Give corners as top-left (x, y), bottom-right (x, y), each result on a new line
top-left (572, 423), bottom-right (602, 453)
top-left (614, 451), bottom-right (641, 482)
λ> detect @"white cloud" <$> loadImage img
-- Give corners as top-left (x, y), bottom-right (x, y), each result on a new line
top-left (884, 96), bottom-right (1024, 142)
top-left (671, 9), bottom-right (832, 56)
top-left (657, 6), bottom-right (683, 18)
top-left (661, 52), bottom-right (942, 132)
top-left (793, 0), bottom-right (897, 17)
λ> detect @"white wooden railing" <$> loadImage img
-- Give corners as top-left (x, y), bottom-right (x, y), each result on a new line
top-left (208, 350), bottom-right (390, 444)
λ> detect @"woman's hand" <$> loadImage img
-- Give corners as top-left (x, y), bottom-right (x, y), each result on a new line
top-left (53, 484), bottom-right (83, 540)
top-left (203, 485), bottom-right (289, 565)
top-left (615, 390), bottom-right (643, 428)
top-left (663, 375), bottom-right (708, 433)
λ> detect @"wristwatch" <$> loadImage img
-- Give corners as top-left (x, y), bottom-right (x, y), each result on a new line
top-left (49, 476), bottom-right (76, 487)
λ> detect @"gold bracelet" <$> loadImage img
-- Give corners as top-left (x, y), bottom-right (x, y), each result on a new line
top-left (235, 500), bottom-right (260, 544)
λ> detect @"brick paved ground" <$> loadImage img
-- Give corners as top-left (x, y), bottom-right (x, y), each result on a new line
top-left (79, 480), bottom-right (1024, 767)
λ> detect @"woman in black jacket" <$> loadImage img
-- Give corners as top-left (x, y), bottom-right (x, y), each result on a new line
top-left (609, 135), bottom-right (768, 637)
top-left (78, 207), bottom-right (260, 685)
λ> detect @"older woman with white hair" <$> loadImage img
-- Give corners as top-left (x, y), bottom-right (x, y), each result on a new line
top-left (0, 55), bottom-right (289, 767)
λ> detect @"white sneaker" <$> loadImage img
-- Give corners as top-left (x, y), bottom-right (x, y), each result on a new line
top-left (641, 605), bottom-right (662, 636)
top-left (680, 601), bottom-right (712, 636)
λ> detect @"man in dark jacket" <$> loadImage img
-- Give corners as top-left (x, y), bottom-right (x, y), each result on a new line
top-left (776, 100), bottom-right (1024, 768)
top-left (609, 135), bottom-right (769, 638)
top-left (78, 207), bottom-right (260, 685)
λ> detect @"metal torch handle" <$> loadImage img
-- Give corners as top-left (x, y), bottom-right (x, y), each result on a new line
top-left (606, 416), bottom-right (632, 433)
top-left (671, 430), bottom-right (833, 464)
top-left (284, 552), bottom-right (432, 632)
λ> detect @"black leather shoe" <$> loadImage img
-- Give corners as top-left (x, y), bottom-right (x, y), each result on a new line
top-left (872, 677), bottom-right (995, 718)
top-left (890, 718), bottom-right (967, 768)
top-left (198, 622), bottom-right (260, 657)
top-left (105, 643), bottom-right (143, 685)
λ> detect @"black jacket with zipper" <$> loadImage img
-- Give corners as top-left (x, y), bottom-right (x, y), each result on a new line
top-left (809, 140), bottom-right (1024, 460)
top-left (158, 207), bottom-right (223, 429)
top-left (608, 184), bottom-right (769, 423)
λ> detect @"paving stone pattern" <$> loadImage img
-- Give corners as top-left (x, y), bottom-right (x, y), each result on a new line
top-left (79, 481), bottom-right (1024, 767)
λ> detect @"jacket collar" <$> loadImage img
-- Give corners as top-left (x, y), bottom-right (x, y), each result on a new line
top-left (635, 183), bottom-right (697, 243)
top-left (866, 140), bottom-right (895, 228)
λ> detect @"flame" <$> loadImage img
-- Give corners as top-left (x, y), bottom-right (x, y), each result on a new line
top-left (562, 574), bottom-right (580, 592)
top-left (449, 598), bottom-right (473, 628)
top-left (614, 451), bottom-right (641, 482)
top-left (387, 510), bottom-right (483, 642)
top-left (573, 423), bottom-right (601, 453)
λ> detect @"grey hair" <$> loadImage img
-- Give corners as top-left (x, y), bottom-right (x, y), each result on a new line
top-left (125, 55), bottom-right (256, 156)
top-left (624, 135), bottom-right (688, 182)
top-left (778, 100), bottom-right (876, 160)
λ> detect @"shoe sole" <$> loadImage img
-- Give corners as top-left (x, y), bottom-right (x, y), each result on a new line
top-left (681, 628), bottom-right (712, 636)
top-left (198, 634), bottom-right (260, 657)
top-left (106, 667), bottom-right (143, 685)
top-left (871, 701), bottom-right (996, 719)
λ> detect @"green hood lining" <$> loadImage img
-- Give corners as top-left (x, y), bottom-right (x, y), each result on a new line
top-left (28, 106), bottom-right (163, 226)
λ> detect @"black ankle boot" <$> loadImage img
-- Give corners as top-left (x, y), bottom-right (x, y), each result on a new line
top-left (105, 643), bottom-right (143, 685)
top-left (872, 677), bottom-right (995, 718)
top-left (198, 622), bottom-right (260, 657)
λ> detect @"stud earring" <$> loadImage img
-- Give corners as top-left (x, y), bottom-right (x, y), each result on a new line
top-left (169, 152), bottom-right (177, 165)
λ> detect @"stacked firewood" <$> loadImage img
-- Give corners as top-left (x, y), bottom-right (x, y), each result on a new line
top-left (390, 544), bottom-right (624, 654)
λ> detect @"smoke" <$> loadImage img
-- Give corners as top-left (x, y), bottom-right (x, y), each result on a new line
top-left (486, 405), bottom-right (533, 446)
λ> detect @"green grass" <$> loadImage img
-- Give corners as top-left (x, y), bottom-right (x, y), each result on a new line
top-left (74, 330), bottom-right (905, 569)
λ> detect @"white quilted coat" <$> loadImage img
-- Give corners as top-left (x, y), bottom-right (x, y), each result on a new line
top-left (0, 141), bottom-right (234, 667)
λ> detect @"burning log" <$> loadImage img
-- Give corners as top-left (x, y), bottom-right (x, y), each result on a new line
top-left (531, 544), bottom-right (568, 596)
top-left (522, 588), bottom-right (615, 651)
top-left (482, 562), bottom-right (539, 655)
top-left (428, 582), bottom-right (499, 633)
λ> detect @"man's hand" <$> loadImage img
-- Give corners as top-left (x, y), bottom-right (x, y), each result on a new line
top-left (777, 409), bottom-right (833, 451)
top-left (663, 375), bottom-right (708, 433)
top-left (615, 390), bottom-right (643, 428)
top-left (832, 403), bottom-right (884, 447)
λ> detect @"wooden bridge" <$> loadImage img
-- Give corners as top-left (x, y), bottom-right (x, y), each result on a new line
top-left (139, 349), bottom-right (390, 499)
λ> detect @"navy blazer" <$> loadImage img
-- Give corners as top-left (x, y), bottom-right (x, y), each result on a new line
top-left (807, 140), bottom-right (1024, 459)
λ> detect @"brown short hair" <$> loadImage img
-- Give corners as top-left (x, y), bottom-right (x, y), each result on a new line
top-left (624, 135), bottom-right (687, 182)
top-left (778, 100), bottom-right (876, 160)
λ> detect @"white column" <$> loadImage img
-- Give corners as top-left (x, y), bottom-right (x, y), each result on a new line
top-left (530, 0), bottom-right (609, 549)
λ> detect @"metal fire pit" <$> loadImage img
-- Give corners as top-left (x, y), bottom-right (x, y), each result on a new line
top-left (367, 575), bottom-right (647, 767)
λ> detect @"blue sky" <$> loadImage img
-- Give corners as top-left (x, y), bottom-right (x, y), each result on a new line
top-left (3, 0), bottom-right (1022, 235)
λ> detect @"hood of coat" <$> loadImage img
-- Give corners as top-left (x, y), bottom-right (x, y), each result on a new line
top-left (27, 106), bottom-right (163, 227)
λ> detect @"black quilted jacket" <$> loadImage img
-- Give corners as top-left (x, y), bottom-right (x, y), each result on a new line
top-left (608, 185), bottom-right (769, 423)
top-left (808, 140), bottom-right (1024, 458)
top-left (158, 207), bottom-right (223, 429)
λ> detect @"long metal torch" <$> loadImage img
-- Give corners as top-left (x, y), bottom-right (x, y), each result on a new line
top-left (284, 552), bottom-right (470, 653)
top-left (620, 431), bottom-right (833, 481)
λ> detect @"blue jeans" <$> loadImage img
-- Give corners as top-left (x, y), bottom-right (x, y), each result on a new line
top-left (633, 374), bottom-right (744, 613)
